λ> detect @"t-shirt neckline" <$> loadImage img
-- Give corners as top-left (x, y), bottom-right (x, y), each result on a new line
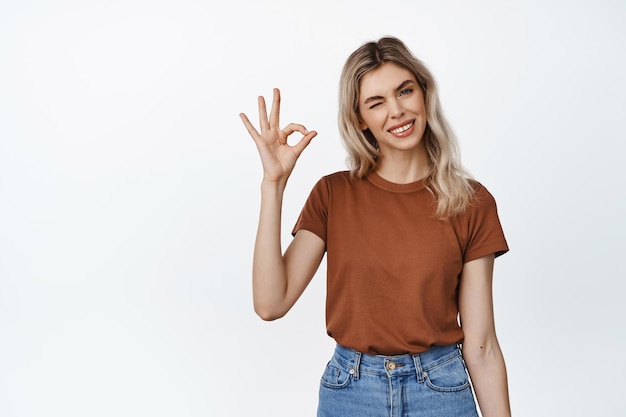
top-left (366, 171), bottom-right (427, 193)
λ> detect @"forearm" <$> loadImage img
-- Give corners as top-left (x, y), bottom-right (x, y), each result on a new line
top-left (252, 179), bottom-right (289, 320)
top-left (463, 341), bottom-right (511, 417)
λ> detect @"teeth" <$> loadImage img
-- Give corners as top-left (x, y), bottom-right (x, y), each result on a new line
top-left (390, 122), bottom-right (413, 134)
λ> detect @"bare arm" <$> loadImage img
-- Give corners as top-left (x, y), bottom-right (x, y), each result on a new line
top-left (458, 255), bottom-right (511, 417)
top-left (240, 89), bottom-right (325, 320)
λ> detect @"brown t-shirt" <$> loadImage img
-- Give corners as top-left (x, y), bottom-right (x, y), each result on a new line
top-left (292, 170), bottom-right (508, 355)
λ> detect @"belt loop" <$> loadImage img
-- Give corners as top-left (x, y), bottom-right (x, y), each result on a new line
top-left (457, 343), bottom-right (467, 367)
top-left (412, 353), bottom-right (424, 383)
top-left (352, 351), bottom-right (361, 380)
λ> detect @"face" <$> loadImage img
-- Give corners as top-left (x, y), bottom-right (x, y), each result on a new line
top-left (358, 62), bottom-right (427, 156)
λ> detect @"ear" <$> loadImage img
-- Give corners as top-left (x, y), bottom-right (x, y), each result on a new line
top-left (357, 114), bottom-right (367, 131)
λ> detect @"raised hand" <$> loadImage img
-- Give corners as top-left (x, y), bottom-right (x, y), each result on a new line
top-left (240, 88), bottom-right (317, 183)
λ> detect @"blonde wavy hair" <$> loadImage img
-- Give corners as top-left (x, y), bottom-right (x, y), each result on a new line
top-left (338, 36), bottom-right (476, 218)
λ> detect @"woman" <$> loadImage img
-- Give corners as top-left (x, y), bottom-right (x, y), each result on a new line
top-left (240, 36), bottom-right (511, 417)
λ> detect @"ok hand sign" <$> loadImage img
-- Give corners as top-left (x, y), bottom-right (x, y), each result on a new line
top-left (240, 88), bottom-right (317, 184)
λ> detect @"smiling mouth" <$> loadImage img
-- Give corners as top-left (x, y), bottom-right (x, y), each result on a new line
top-left (389, 121), bottom-right (414, 134)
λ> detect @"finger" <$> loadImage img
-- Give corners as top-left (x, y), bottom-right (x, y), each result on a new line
top-left (292, 131), bottom-right (318, 157)
top-left (269, 88), bottom-right (280, 129)
top-left (281, 123), bottom-right (309, 137)
top-left (258, 95), bottom-right (269, 132)
top-left (239, 113), bottom-right (260, 139)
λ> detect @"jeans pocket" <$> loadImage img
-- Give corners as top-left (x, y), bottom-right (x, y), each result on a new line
top-left (319, 361), bottom-right (353, 389)
top-left (424, 355), bottom-right (470, 392)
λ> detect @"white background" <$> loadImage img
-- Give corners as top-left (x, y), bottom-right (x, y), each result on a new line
top-left (1, 0), bottom-right (625, 416)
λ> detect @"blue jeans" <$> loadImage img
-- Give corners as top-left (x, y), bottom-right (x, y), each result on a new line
top-left (317, 343), bottom-right (478, 417)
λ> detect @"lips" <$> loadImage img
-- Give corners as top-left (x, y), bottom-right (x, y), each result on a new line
top-left (388, 120), bottom-right (415, 137)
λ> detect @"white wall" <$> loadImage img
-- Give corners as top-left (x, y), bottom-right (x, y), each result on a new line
top-left (1, 0), bottom-right (625, 416)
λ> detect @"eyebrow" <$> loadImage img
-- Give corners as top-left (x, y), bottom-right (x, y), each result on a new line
top-left (362, 80), bottom-right (416, 105)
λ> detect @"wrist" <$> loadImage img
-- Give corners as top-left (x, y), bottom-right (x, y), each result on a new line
top-left (261, 177), bottom-right (288, 193)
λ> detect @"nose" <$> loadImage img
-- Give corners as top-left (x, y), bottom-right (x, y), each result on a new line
top-left (388, 98), bottom-right (404, 118)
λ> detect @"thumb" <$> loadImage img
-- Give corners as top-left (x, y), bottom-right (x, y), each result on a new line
top-left (292, 131), bottom-right (317, 157)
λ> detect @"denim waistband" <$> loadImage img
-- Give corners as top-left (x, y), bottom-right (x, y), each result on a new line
top-left (331, 343), bottom-right (462, 380)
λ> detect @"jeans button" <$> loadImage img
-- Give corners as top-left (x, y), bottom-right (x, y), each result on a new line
top-left (387, 362), bottom-right (396, 370)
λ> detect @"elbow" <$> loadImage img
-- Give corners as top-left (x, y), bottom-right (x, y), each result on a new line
top-left (254, 304), bottom-right (287, 321)
top-left (256, 310), bottom-right (284, 321)
top-left (252, 282), bottom-right (292, 321)
top-left (461, 337), bottom-right (502, 366)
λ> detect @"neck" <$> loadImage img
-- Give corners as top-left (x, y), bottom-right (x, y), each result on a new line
top-left (375, 150), bottom-right (430, 184)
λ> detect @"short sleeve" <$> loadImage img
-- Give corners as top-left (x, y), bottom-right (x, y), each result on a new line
top-left (291, 176), bottom-right (329, 243)
top-left (461, 184), bottom-right (509, 263)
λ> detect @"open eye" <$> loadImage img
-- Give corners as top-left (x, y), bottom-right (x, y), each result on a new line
top-left (399, 88), bottom-right (413, 96)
